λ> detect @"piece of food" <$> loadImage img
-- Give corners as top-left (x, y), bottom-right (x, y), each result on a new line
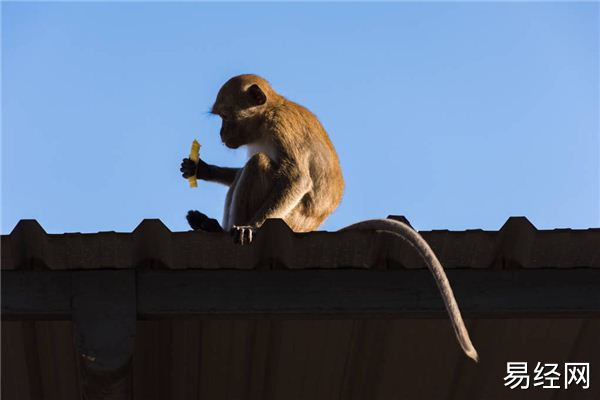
top-left (188, 139), bottom-right (201, 188)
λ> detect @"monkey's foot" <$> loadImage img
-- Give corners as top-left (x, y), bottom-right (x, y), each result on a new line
top-left (231, 225), bottom-right (256, 245)
top-left (186, 210), bottom-right (223, 232)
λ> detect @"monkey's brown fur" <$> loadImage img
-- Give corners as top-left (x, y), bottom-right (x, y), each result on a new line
top-left (182, 74), bottom-right (478, 362)
top-left (208, 74), bottom-right (344, 233)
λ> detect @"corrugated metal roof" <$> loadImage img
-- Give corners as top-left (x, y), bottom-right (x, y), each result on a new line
top-left (2, 217), bottom-right (599, 270)
top-left (2, 217), bottom-right (599, 399)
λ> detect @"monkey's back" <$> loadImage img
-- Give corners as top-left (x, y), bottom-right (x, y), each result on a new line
top-left (272, 99), bottom-right (345, 231)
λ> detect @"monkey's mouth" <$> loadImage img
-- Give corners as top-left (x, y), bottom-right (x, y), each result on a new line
top-left (222, 137), bottom-right (242, 149)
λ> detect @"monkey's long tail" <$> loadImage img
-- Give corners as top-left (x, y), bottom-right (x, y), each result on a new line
top-left (340, 219), bottom-right (479, 363)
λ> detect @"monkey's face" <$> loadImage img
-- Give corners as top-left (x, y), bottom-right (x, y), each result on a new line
top-left (211, 76), bottom-right (269, 149)
top-left (219, 117), bottom-right (255, 149)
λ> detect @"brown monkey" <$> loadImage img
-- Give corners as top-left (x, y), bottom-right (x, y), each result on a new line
top-left (181, 74), bottom-right (344, 241)
top-left (180, 74), bottom-right (478, 362)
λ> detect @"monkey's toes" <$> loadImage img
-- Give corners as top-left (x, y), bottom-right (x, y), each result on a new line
top-left (186, 210), bottom-right (224, 232)
top-left (186, 210), bottom-right (208, 230)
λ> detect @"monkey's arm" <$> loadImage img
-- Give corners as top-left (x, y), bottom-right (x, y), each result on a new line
top-left (181, 158), bottom-right (240, 187)
top-left (204, 164), bottom-right (240, 186)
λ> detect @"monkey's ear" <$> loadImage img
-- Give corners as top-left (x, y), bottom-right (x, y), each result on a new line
top-left (248, 84), bottom-right (267, 106)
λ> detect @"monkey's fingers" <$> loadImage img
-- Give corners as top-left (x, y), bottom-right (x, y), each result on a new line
top-left (181, 158), bottom-right (195, 166)
top-left (181, 170), bottom-right (194, 179)
top-left (232, 227), bottom-right (245, 245)
top-left (244, 228), bottom-right (253, 245)
top-left (232, 226), bottom-right (255, 245)
top-left (180, 159), bottom-right (198, 178)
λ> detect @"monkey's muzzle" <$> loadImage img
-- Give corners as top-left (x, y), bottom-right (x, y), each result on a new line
top-left (221, 134), bottom-right (242, 149)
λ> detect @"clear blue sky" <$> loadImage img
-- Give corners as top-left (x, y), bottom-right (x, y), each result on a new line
top-left (2, 2), bottom-right (598, 234)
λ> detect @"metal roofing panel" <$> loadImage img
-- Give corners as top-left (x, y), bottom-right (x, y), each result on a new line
top-left (2, 217), bottom-right (599, 270)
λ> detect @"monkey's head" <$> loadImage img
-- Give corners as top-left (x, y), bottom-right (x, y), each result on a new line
top-left (211, 74), bottom-right (277, 149)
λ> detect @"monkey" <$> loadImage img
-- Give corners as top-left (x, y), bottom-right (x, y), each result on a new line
top-left (180, 74), bottom-right (478, 362)
top-left (181, 74), bottom-right (344, 241)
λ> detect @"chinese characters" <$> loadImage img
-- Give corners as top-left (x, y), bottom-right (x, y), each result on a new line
top-left (504, 362), bottom-right (590, 390)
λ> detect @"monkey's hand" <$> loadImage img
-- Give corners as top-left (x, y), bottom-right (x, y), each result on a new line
top-left (180, 158), bottom-right (212, 180)
top-left (231, 225), bottom-right (257, 245)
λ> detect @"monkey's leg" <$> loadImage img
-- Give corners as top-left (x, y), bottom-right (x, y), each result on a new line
top-left (229, 153), bottom-right (275, 243)
top-left (231, 153), bottom-right (275, 224)
top-left (222, 170), bottom-right (244, 230)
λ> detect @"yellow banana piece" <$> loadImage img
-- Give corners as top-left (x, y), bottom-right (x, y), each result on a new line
top-left (188, 139), bottom-right (201, 188)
